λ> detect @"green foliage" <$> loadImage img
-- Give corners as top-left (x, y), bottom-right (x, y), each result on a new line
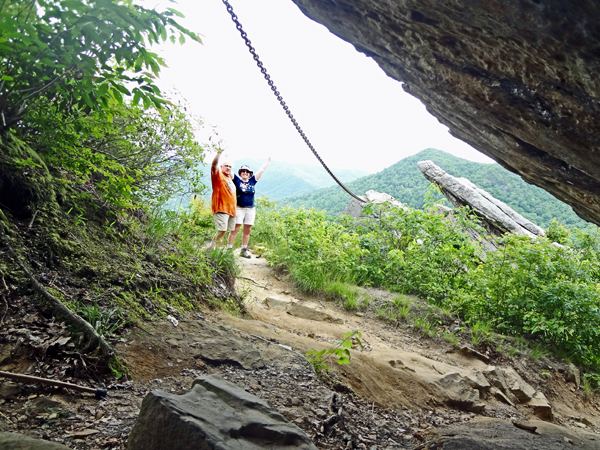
top-left (281, 148), bottom-right (590, 229)
top-left (78, 302), bottom-right (129, 337)
top-left (0, 0), bottom-right (200, 132)
top-left (253, 206), bottom-right (366, 293)
top-left (27, 99), bottom-right (208, 210)
top-left (376, 295), bottom-right (412, 322)
top-left (323, 281), bottom-right (360, 310)
top-left (546, 219), bottom-right (571, 245)
top-left (528, 343), bottom-right (551, 361)
top-left (470, 321), bottom-right (492, 346)
top-left (256, 192), bottom-right (600, 374)
top-left (453, 234), bottom-right (600, 368)
top-left (443, 331), bottom-right (459, 346)
top-left (358, 202), bottom-right (483, 302)
top-left (306, 331), bottom-right (363, 372)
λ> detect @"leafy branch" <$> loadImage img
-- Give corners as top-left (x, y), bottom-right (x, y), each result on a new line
top-left (306, 331), bottom-right (363, 372)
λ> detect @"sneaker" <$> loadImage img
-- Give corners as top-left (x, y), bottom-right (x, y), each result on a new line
top-left (240, 248), bottom-right (251, 259)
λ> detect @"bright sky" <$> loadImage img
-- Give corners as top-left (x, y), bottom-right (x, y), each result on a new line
top-left (146, 0), bottom-right (493, 173)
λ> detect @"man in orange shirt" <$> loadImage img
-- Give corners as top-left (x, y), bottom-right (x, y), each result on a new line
top-left (208, 149), bottom-right (236, 250)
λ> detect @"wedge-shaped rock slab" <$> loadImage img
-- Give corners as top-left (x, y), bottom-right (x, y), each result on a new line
top-left (128, 374), bottom-right (318, 450)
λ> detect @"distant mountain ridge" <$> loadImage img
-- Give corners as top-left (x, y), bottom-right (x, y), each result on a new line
top-left (166, 159), bottom-right (369, 209)
top-left (280, 148), bottom-right (589, 230)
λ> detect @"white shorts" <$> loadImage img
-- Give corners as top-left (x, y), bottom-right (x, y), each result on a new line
top-left (213, 212), bottom-right (236, 232)
top-left (236, 207), bottom-right (256, 226)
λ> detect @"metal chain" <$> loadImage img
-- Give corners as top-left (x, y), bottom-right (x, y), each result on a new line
top-left (221, 0), bottom-right (366, 203)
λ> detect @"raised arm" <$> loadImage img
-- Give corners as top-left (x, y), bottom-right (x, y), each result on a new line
top-left (255, 156), bottom-right (271, 181)
top-left (211, 139), bottom-right (225, 174)
top-left (211, 151), bottom-right (221, 174)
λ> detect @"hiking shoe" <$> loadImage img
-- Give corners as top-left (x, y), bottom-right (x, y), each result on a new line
top-left (240, 248), bottom-right (251, 259)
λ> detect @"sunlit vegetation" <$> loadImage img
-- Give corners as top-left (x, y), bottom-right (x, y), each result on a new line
top-left (251, 196), bottom-right (600, 381)
top-left (281, 148), bottom-right (591, 230)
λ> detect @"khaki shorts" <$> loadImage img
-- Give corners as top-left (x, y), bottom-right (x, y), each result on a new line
top-left (213, 212), bottom-right (236, 232)
top-left (235, 207), bottom-right (256, 226)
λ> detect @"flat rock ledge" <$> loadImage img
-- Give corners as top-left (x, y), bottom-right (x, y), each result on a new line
top-left (128, 373), bottom-right (318, 450)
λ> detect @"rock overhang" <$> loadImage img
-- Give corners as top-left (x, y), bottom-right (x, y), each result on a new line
top-left (290, 0), bottom-right (600, 225)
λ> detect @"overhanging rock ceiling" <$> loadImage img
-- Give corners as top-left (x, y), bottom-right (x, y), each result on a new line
top-left (291, 0), bottom-right (600, 225)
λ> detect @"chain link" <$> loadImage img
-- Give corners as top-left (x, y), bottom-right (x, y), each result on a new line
top-left (221, 0), bottom-right (366, 203)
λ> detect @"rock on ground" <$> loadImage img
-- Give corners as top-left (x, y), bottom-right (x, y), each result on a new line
top-left (127, 374), bottom-right (318, 450)
top-left (0, 432), bottom-right (71, 450)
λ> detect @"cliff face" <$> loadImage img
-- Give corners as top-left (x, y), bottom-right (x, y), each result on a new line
top-left (291, 0), bottom-right (600, 225)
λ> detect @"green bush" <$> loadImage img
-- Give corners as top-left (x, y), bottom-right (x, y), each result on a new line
top-left (452, 234), bottom-right (600, 368)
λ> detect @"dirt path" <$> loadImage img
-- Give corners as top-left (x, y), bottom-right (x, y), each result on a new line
top-left (3, 252), bottom-right (600, 449)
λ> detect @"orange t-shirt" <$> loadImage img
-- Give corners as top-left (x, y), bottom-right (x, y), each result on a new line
top-left (211, 168), bottom-right (236, 216)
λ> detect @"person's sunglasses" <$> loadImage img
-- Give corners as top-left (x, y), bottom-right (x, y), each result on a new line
top-left (240, 170), bottom-right (250, 174)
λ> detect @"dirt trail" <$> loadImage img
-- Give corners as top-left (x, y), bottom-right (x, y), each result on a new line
top-left (3, 251), bottom-right (600, 449)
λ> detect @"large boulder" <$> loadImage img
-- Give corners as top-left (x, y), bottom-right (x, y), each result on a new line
top-left (290, 0), bottom-right (600, 226)
top-left (128, 374), bottom-right (318, 450)
top-left (418, 160), bottom-right (545, 237)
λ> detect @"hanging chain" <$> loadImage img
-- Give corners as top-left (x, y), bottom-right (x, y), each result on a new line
top-left (221, 0), bottom-right (366, 203)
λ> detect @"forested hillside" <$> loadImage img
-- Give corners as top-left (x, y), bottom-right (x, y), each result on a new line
top-left (281, 148), bottom-right (589, 229)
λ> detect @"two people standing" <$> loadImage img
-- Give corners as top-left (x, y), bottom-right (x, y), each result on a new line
top-left (208, 145), bottom-right (270, 258)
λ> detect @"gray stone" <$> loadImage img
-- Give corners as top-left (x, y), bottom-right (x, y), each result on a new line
top-left (0, 432), bottom-right (71, 450)
top-left (490, 387), bottom-right (515, 407)
top-left (527, 391), bottom-right (553, 421)
top-left (290, 0), bottom-right (600, 228)
top-left (128, 374), bottom-right (318, 450)
top-left (464, 370), bottom-right (491, 392)
top-left (418, 161), bottom-right (545, 237)
top-left (502, 367), bottom-right (536, 403)
top-left (565, 363), bottom-right (581, 388)
top-left (483, 367), bottom-right (510, 393)
top-left (341, 197), bottom-right (367, 217)
top-left (186, 321), bottom-right (266, 370)
top-left (437, 372), bottom-right (480, 406)
top-left (286, 302), bottom-right (344, 324)
top-left (459, 346), bottom-right (491, 364)
top-left (0, 381), bottom-right (21, 400)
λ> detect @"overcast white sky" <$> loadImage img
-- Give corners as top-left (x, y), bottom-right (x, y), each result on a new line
top-left (146, 0), bottom-right (493, 173)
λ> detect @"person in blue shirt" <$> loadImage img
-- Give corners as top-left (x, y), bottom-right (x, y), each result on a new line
top-left (228, 156), bottom-right (271, 258)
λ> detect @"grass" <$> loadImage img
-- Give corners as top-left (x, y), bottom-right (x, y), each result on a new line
top-left (323, 281), bottom-right (360, 310)
top-left (375, 294), bottom-right (413, 322)
top-left (528, 343), bottom-right (551, 361)
top-left (78, 302), bottom-right (129, 337)
top-left (470, 320), bottom-right (492, 346)
top-left (443, 331), bottom-right (459, 346)
top-left (414, 315), bottom-right (437, 338)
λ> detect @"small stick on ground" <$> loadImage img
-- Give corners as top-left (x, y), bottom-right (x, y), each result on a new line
top-left (0, 370), bottom-right (107, 399)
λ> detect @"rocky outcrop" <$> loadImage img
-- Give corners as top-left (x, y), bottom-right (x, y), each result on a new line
top-left (418, 160), bottom-right (546, 237)
top-left (128, 374), bottom-right (318, 450)
top-left (290, 0), bottom-right (600, 226)
top-left (424, 417), bottom-right (600, 450)
top-left (341, 189), bottom-right (403, 217)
